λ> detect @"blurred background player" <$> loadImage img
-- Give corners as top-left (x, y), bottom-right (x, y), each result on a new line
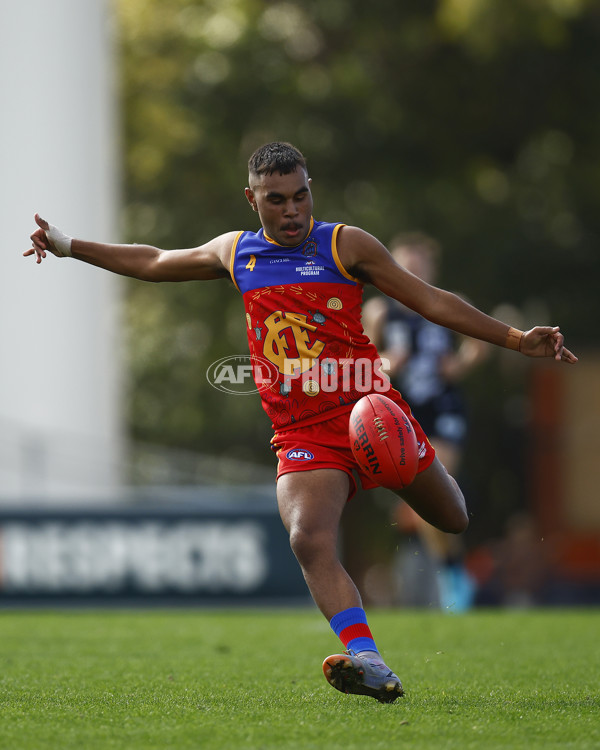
top-left (363, 232), bottom-right (488, 612)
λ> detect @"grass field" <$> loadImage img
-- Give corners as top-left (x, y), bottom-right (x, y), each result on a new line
top-left (0, 608), bottom-right (598, 749)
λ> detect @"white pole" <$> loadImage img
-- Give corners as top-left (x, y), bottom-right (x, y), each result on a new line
top-left (0, 0), bottom-right (125, 502)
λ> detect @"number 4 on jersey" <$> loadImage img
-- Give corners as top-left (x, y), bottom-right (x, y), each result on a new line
top-left (246, 254), bottom-right (256, 271)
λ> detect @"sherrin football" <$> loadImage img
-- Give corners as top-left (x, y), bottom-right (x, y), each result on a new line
top-left (349, 394), bottom-right (418, 490)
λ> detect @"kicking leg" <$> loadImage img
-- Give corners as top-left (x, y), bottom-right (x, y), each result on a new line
top-left (398, 456), bottom-right (469, 534)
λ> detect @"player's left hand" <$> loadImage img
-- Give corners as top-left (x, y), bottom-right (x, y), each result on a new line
top-left (521, 326), bottom-right (578, 363)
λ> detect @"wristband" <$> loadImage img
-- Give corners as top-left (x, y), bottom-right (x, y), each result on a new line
top-left (505, 327), bottom-right (523, 352)
top-left (46, 223), bottom-right (73, 257)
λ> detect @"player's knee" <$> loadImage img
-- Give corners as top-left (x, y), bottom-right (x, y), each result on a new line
top-left (451, 517), bottom-right (469, 534)
top-left (442, 475), bottom-right (469, 533)
top-left (443, 508), bottom-right (469, 535)
top-left (288, 525), bottom-right (332, 567)
top-left (288, 526), bottom-right (318, 563)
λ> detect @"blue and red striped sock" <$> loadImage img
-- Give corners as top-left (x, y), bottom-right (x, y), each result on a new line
top-left (329, 606), bottom-right (378, 655)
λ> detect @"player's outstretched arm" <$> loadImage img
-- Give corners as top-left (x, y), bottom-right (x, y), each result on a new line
top-left (338, 225), bottom-right (578, 365)
top-left (24, 214), bottom-right (233, 282)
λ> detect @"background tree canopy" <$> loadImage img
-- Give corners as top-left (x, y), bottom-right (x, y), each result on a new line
top-left (116, 0), bottom-right (599, 514)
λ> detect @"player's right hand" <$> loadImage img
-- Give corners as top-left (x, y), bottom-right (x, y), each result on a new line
top-left (24, 214), bottom-right (50, 263)
top-left (24, 214), bottom-right (72, 263)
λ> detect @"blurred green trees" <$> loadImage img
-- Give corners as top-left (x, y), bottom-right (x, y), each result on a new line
top-left (117, 0), bottom-right (599, 480)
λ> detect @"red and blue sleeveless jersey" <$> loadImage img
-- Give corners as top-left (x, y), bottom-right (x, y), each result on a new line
top-left (230, 219), bottom-right (390, 430)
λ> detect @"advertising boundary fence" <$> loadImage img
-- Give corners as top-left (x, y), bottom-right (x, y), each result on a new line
top-left (0, 495), bottom-right (308, 606)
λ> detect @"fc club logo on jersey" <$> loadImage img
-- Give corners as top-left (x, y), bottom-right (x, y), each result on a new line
top-left (286, 449), bottom-right (314, 461)
top-left (301, 239), bottom-right (318, 257)
top-left (262, 310), bottom-right (325, 375)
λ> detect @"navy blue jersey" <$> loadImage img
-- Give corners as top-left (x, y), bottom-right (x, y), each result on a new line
top-left (383, 303), bottom-right (467, 444)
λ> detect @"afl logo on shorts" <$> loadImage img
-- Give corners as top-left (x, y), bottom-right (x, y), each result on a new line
top-left (286, 449), bottom-right (314, 461)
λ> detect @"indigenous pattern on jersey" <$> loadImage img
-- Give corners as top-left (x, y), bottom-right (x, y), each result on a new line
top-left (230, 220), bottom-right (390, 430)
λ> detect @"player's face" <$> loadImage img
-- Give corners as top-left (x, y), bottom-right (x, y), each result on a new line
top-left (245, 168), bottom-right (313, 247)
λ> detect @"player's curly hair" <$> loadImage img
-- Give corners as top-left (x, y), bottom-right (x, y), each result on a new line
top-left (248, 142), bottom-right (307, 178)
